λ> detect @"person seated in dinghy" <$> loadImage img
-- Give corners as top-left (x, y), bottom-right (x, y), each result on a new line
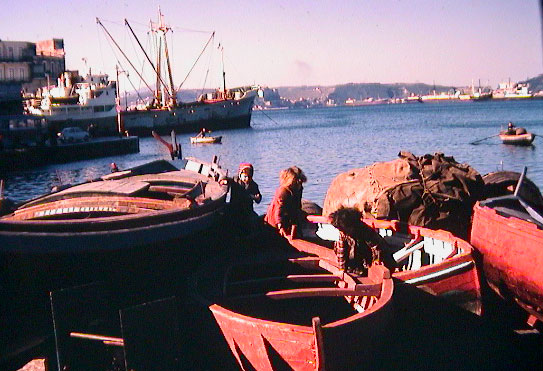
top-left (506, 122), bottom-right (516, 135)
top-left (196, 128), bottom-right (209, 138)
top-left (220, 163), bottom-right (262, 233)
top-left (329, 207), bottom-right (395, 275)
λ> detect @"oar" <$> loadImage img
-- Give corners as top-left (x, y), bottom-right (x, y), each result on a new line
top-left (470, 134), bottom-right (499, 145)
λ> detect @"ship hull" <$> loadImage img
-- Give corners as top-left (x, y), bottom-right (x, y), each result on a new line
top-left (122, 94), bottom-right (256, 136)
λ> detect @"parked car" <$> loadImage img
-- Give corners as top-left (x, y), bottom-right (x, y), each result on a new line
top-left (58, 127), bottom-right (90, 143)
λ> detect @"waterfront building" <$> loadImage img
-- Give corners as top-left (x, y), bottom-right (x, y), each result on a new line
top-left (0, 38), bottom-right (65, 113)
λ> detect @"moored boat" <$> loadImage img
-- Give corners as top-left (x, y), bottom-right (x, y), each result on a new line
top-left (0, 156), bottom-right (228, 291)
top-left (97, 10), bottom-right (260, 137)
top-left (26, 71), bottom-right (118, 136)
top-left (193, 250), bottom-right (393, 370)
top-left (190, 135), bottom-right (222, 144)
top-left (470, 170), bottom-right (543, 325)
top-left (292, 215), bottom-right (482, 314)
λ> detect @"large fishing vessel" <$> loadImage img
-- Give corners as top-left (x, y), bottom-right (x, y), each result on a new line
top-left (97, 9), bottom-right (260, 137)
top-left (26, 71), bottom-right (118, 135)
top-left (120, 85), bottom-right (258, 136)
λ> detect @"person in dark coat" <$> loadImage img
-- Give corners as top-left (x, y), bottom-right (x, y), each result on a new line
top-left (221, 163), bottom-right (262, 234)
top-left (264, 166), bottom-right (307, 237)
top-left (329, 207), bottom-right (394, 275)
top-left (230, 163), bottom-right (262, 214)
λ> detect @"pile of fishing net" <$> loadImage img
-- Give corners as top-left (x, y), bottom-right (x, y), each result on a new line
top-left (322, 151), bottom-right (485, 238)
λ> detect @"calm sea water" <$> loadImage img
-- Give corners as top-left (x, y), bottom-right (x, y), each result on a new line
top-left (3, 100), bottom-right (543, 215)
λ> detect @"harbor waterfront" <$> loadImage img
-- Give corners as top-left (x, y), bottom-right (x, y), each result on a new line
top-left (3, 99), bottom-right (543, 214)
top-left (4, 99), bottom-right (543, 369)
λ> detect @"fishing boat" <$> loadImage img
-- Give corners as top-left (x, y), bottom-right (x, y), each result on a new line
top-left (291, 215), bottom-right (482, 314)
top-left (193, 248), bottom-right (394, 370)
top-left (470, 168), bottom-right (543, 325)
top-left (0, 156), bottom-right (228, 291)
top-left (97, 10), bottom-right (260, 137)
top-left (499, 132), bottom-right (535, 145)
top-left (26, 71), bottom-right (118, 136)
top-left (190, 135), bottom-right (222, 144)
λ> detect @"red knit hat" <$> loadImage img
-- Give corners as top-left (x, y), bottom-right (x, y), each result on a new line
top-left (238, 162), bottom-right (254, 177)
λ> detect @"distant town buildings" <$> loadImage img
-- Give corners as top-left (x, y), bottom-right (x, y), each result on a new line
top-left (254, 79), bottom-right (543, 110)
top-left (0, 38), bottom-right (65, 112)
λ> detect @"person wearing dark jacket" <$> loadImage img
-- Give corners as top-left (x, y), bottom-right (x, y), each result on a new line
top-left (221, 163), bottom-right (262, 234)
top-left (264, 166), bottom-right (307, 237)
top-left (230, 163), bottom-right (261, 213)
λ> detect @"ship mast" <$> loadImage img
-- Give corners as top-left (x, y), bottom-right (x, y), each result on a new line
top-left (221, 45), bottom-right (226, 95)
top-left (156, 31), bottom-right (162, 106)
top-left (151, 7), bottom-right (177, 107)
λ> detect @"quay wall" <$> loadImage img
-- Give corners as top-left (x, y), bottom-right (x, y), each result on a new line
top-left (0, 136), bottom-right (139, 171)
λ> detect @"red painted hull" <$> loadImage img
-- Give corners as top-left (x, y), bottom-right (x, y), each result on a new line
top-left (470, 202), bottom-right (543, 321)
top-left (197, 257), bottom-right (394, 370)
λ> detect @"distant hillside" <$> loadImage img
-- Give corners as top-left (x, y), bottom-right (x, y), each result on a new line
top-left (275, 86), bottom-right (335, 100)
top-left (523, 74), bottom-right (543, 92)
top-left (268, 82), bottom-right (457, 103)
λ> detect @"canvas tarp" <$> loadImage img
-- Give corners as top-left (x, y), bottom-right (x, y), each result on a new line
top-left (322, 151), bottom-right (485, 238)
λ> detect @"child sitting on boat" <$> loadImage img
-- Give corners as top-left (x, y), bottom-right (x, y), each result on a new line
top-left (265, 166), bottom-right (307, 237)
top-left (329, 207), bottom-right (394, 275)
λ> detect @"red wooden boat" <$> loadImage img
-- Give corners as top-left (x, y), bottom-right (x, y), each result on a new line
top-left (470, 172), bottom-right (543, 324)
top-left (194, 253), bottom-right (393, 370)
top-left (293, 215), bottom-right (482, 314)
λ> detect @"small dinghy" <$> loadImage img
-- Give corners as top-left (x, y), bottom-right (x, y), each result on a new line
top-left (499, 123), bottom-right (535, 146)
top-left (499, 132), bottom-right (535, 146)
top-left (190, 135), bottom-right (222, 144)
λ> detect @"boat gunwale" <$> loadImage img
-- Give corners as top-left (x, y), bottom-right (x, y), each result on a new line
top-left (0, 193), bottom-right (227, 232)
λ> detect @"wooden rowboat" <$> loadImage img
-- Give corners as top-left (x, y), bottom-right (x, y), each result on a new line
top-left (0, 156), bottom-right (229, 369)
top-left (0, 156), bottom-right (229, 293)
top-left (0, 157), bottom-right (227, 253)
top-left (190, 135), bottom-right (222, 144)
top-left (499, 132), bottom-right (535, 145)
top-left (292, 215), bottom-right (482, 314)
top-left (470, 169), bottom-right (543, 325)
top-left (193, 251), bottom-right (394, 370)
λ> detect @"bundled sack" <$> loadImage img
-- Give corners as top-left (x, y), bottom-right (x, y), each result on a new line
top-left (322, 151), bottom-right (485, 238)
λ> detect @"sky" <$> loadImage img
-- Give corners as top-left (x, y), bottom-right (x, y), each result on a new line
top-left (2, 0), bottom-right (542, 90)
